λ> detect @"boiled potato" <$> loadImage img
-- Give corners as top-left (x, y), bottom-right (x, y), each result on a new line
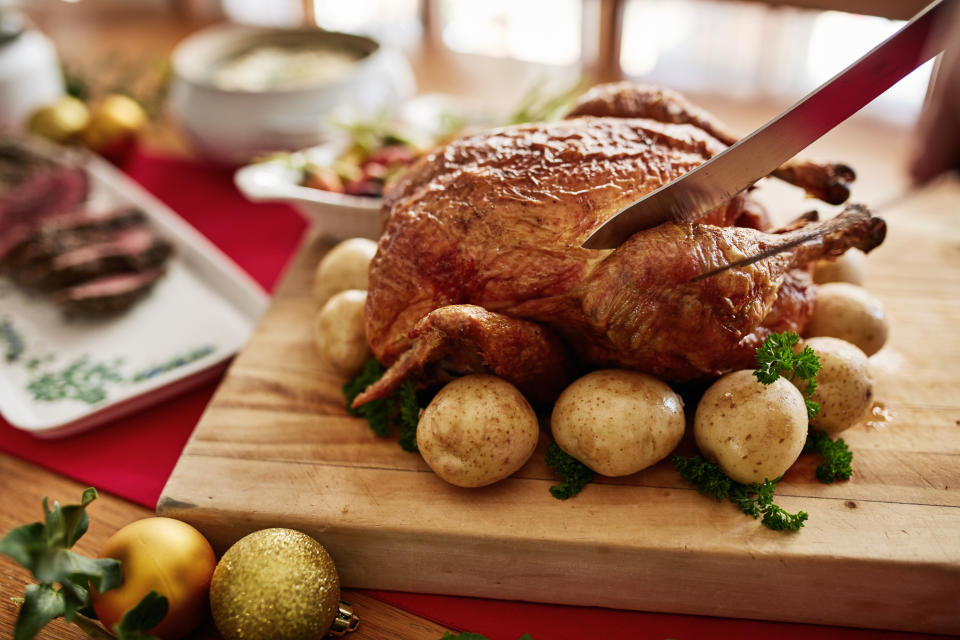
top-left (313, 238), bottom-right (377, 304)
top-left (417, 375), bottom-right (539, 488)
top-left (694, 370), bottom-right (808, 485)
top-left (313, 289), bottom-right (370, 376)
top-left (800, 337), bottom-right (874, 434)
top-left (813, 248), bottom-right (866, 285)
top-left (550, 370), bottom-right (685, 477)
top-left (805, 282), bottom-right (888, 356)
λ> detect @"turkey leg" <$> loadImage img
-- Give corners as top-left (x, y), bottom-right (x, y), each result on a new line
top-left (567, 205), bottom-right (885, 381)
top-left (567, 83), bottom-right (855, 204)
top-left (352, 304), bottom-right (576, 408)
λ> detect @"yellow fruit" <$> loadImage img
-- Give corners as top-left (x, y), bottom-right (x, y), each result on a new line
top-left (82, 94), bottom-right (147, 152)
top-left (27, 95), bottom-right (90, 142)
top-left (91, 517), bottom-right (216, 640)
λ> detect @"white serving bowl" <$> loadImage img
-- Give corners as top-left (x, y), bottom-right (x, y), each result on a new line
top-left (234, 143), bottom-right (382, 240)
top-left (169, 24), bottom-right (414, 165)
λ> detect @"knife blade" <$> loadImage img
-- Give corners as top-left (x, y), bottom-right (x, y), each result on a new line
top-left (581, 0), bottom-right (947, 250)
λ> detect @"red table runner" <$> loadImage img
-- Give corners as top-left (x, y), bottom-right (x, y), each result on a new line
top-left (0, 150), bottom-right (943, 640)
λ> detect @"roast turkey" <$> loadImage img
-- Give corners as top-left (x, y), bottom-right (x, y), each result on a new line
top-left (353, 83), bottom-right (885, 407)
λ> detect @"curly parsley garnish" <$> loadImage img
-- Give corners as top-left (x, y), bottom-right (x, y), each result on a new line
top-left (672, 456), bottom-right (808, 532)
top-left (545, 443), bottom-right (595, 500)
top-left (754, 331), bottom-right (854, 484)
top-left (344, 359), bottom-right (422, 452)
top-left (754, 331), bottom-right (821, 420)
top-left (804, 429), bottom-right (853, 483)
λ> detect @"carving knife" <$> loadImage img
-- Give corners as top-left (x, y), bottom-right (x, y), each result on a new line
top-left (581, 0), bottom-right (948, 250)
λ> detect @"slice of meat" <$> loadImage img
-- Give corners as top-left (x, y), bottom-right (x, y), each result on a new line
top-left (53, 268), bottom-right (167, 316)
top-left (3, 208), bottom-right (147, 272)
top-left (0, 144), bottom-right (89, 261)
top-left (17, 227), bottom-right (174, 291)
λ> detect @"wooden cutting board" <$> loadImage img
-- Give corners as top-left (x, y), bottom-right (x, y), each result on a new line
top-left (158, 159), bottom-right (960, 635)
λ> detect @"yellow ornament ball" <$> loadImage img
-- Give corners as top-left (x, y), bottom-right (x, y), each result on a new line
top-left (91, 517), bottom-right (216, 640)
top-left (210, 528), bottom-right (341, 640)
top-left (27, 95), bottom-right (90, 142)
top-left (82, 93), bottom-right (147, 152)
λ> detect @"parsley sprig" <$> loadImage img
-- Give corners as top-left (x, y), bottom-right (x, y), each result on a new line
top-left (672, 456), bottom-right (808, 532)
top-left (754, 331), bottom-right (854, 484)
top-left (545, 443), bottom-right (595, 500)
top-left (0, 488), bottom-right (168, 640)
top-left (804, 429), bottom-right (853, 483)
top-left (753, 331), bottom-right (821, 420)
top-left (344, 359), bottom-right (422, 452)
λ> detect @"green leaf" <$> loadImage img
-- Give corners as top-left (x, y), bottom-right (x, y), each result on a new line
top-left (61, 586), bottom-right (89, 623)
top-left (545, 443), bottom-right (594, 499)
top-left (14, 584), bottom-right (65, 640)
top-left (672, 456), bottom-right (806, 532)
top-left (753, 332), bottom-right (821, 421)
top-left (0, 523), bottom-right (47, 570)
top-left (114, 591), bottom-right (169, 640)
top-left (54, 550), bottom-right (123, 593)
top-left (344, 358), bottom-right (426, 449)
top-left (805, 430), bottom-right (853, 483)
top-left (672, 456), bottom-right (731, 502)
top-left (397, 382), bottom-right (420, 453)
top-left (4, 489), bottom-right (122, 640)
top-left (343, 358), bottom-right (384, 411)
top-left (343, 358), bottom-right (393, 436)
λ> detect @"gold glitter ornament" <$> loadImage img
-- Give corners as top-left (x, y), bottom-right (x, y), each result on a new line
top-left (210, 528), bottom-right (358, 640)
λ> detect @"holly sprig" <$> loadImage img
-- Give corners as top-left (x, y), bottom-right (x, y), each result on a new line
top-left (0, 488), bottom-right (168, 640)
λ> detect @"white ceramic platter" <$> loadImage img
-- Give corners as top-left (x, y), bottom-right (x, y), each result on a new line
top-left (0, 151), bottom-right (269, 438)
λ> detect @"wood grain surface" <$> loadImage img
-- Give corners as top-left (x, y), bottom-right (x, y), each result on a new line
top-left (0, 453), bottom-right (455, 640)
top-left (158, 148), bottom-right (960, 634)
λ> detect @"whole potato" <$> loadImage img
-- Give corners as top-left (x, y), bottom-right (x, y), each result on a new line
top-left (417, 374), bottom-right (540, 488)
top-left (805, 282), bottom-right (889, 356)
top-left (800, 337), bottom-right (874, 434)
top-left (813, 248), bottom-right (866, 285)
top-left (550, 370), bottom-right (685, 477)
top-left (313, 238), bottom-right (378, 304)
top-left (694, 370), bottom-right (808, 485)
top-left (313, 289), bottom-right (370, 376)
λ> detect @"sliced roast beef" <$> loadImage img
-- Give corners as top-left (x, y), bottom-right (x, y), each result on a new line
top-left (3, 207), bottom-right (147, 272)
top-left (1, 141), bottom-right (173, 317)
top-left (53, 268), bottom-right (166, 316)
top-left (17, 226), bottom-right (174, 291)
top-left (0, 143), bottom-right (89, 261)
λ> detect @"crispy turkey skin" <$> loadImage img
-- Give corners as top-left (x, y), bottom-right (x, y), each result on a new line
top-left (354, 84), bottom-right (884, 407)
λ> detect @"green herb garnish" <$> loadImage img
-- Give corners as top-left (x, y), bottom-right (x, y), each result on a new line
top-left (396, 382), bottom-right (421, 453)
top-left (754, 331), bottom-right (853, 483)
top-left (672, 456), bottom-right (808, 532)
top-left (804, 429), bottom-right (853, 483)
top-left (753, 331), bottom-right (821, 420)
top-left (545, 443), bottom-right (595, 500)
top-left (0, 488), bottom-right (168, 640)
top-left (344, 359), bottom-right (422, 451)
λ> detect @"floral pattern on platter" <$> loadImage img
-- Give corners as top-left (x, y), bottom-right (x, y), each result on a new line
top-left (2, 316), bottom-right (216, 406)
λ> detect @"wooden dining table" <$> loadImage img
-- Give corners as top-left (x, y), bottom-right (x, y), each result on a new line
top-left (3, 3), bottom-right (958, 639)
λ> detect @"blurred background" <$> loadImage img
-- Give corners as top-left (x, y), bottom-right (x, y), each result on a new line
top-left (1, 0), bottom-right (937, 163)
